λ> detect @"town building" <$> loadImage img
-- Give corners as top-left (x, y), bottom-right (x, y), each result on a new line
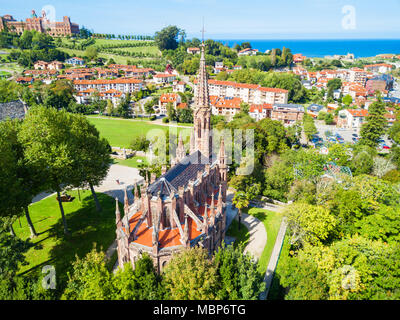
top-left (172, 81), bottom-right (186, 93)
top-left (65, 57), bottom-right (85, 66)
top-left (158, 93), bottom-right (182, 115)
top-left (271, 104), bottom-right (305, 124)
top-left (73, 78), bottom-right (144, 96)
top-left (347, 68), bottom-right (367, 86)
top-left (153, 73), bottom-right (177, 84)
top-left (249, 103), bottom-right (273, 121)
top-left (187, 47), bottom-right (200, 54)
top-left (337, 109), bottom-right (368, 129)
top-left (238, 48), bottom-right (258, 56)
top-left (115, 41), bottom-right (227, 273)
top-left (0, 10), bottom-right (79, 36)
top-left (194, 79), bottom-right (288, 105)
top-left (364, 63), bottom-right (393, 74)
top-left (209, 96), bottom-right (242, 120)
top-left (293, 53), bottom-right (306, 64)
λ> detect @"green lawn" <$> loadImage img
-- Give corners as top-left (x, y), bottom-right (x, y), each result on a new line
top-left (267, 236), bottom-right (290, 300)
top-left (113, 155), bottom-right (149, 168)
top-left (13, 190), bottom-right (119, 294)
top-left (226, 219), bottom-right (250, 248)
top-left (87, 116), bottom-right (191, 149)
top-left (245, 208), bottom-right (283, 275)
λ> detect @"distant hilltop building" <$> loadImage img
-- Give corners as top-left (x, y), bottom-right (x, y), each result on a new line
top-left (0, 9), bottom-right (79, 36)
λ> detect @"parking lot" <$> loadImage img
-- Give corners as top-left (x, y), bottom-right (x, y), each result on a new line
top-left (313, 122), bottom-right (393, 151)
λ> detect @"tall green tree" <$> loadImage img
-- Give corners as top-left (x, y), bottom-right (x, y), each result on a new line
top-left (68, 114), bottom-right (112, 212)
top-left (154, 25), bottom-right (180, 51)
top-left (163, 247), bottom-right (219, 300)
top-left (214, 243), bottom-right (264, 300)
top-left (19, 106), bottom-right (76, 234)
top-left (360, 98), bottom-right (387, 148)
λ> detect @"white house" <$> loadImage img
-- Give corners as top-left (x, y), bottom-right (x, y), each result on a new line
top-left (154, 73), bottom-right (176, 84)
top-left (337, 109), bottom-right (368, 129)
top-left (65, 57), bottom-right (85, 66)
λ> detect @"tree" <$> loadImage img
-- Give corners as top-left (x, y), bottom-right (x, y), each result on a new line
top-left (303, 114), bottom-right (317, 143)
top-left (62, 246), bottom-right (113, 300)
top-left (284, 202), bottom-right (337, 247)
top-left (112, 254), bottom-right (164, 300)
top-left (68, 114), bottom-right (112, 212)
top-left (163, 247), bottom-right (219, 300)
top-left (232, 192), bottom-right (250, 230)
top-left (342, 94), bottom-right (353, 106)
top-left (0, 120), bottom-right (24, 235)
top-left (18, 106), bottom-right (77, 234)
top-left (130, 135), bottom-right (150, 152)
top-left (360, 98), bottom-right (387, 148)
top-left (214, 243), bottom-right (264, 300)
top-left (116, 93), bottom-right (131, 118)
top-left (154, 26), bottom-right (180, 51)
top-left (85, 46), bottom-right (98, 61)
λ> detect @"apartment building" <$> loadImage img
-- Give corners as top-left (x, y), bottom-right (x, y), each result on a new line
top-left (194, 79), bottom-right (288, 105)
top-left (271, 104), bottom-right (305, 124)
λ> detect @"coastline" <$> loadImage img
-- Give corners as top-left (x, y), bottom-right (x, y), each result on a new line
top-left (214, 39), bottom-right (400, 58)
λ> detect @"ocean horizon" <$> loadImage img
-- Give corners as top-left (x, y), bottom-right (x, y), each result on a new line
top-left (214, 39), bottom-right (400, 58)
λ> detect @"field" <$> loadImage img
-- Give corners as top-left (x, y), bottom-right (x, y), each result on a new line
top-left (87, 116), bottom-right (191, 149)
top-left (13, 190), bottom-right (119, 293)
top-left (57, 38), bottom-right (162, 66)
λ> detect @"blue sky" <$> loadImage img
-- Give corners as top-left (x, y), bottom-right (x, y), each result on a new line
top-left (1, 0), bottom-right (400, 39)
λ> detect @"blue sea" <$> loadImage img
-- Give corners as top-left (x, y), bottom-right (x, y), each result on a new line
top-left (215, 39), bottom-right (400, 58)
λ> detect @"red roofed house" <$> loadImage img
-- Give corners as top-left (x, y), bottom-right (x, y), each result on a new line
top-left (337, 109), bottom-right (368, 128)
top-left (187, 47), bottom-right (200, 54)
top-left (364, 63), bottom-right (393, 74)
top-left (158, 93), bottom-right (182, 115)
top-left (154, 73), bottom-right (176, 84)
top-left (293, 53), bottom-right (306, 64)
top-left (238, 48), bottom-right (258, 56)
top-left (209, 96), bottom-right (242, 121)
top-left (195, 79), bottom-right (288, 105)
top-left (249, 103), bottom-right (273, 121)
top-left (33, 60), bottom-right (48, 70)
top-left (173, 80), bottom-right (186, 93)
top-left (16, 77), bottom-right (34, 84)
top-left (115, 43), bottom-right (227, 274)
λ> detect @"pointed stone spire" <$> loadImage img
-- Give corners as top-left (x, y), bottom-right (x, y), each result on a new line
top-left (183, 214), bottom-right (190, 247)
top-left (217, 184), bottom-right (223, 210)
top-left (195, 39), bottom-right (210, 108)
top-left (124, 188), bottom-right (129, 214)
top-left (134, 183), bottom-right (139, 202)
top-left (152, 213), bottom-right (160, 254)
top-left (115, 197), bottom-right (121, 225)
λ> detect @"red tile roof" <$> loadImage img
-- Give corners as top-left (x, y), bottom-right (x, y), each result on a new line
top-left (348, 109), bottom-right (369, 117)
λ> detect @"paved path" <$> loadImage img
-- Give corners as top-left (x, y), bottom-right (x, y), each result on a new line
top-left (95, 164), bottom-right (143, 203)
top-left (260, 218), bottom-right (287, 300)
top-left (241, 213), bottom-right (267, 260)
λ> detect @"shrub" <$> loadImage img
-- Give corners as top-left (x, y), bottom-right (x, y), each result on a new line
top-left (149, 115), bottom-right (156, 121)
top-left (383, 169), bottom-right (400, 183)
top-left (162, 117), bottom-right (169, 123)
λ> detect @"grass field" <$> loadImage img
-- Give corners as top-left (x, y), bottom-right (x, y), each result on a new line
top-left (226, 219), bottom-right (250, 249)
top-left (113, 155), bottom-right (149, 168)
top-left (58, 38), bottom-right (161, 65)
top-left (87, 116), bottom-right (191, 149)
top-left (13, 189), bottom-right (119, 293)
top-left (267, 236), bottom-right (290, 300)
top-left (245, 208), bottom-right (283, 275)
